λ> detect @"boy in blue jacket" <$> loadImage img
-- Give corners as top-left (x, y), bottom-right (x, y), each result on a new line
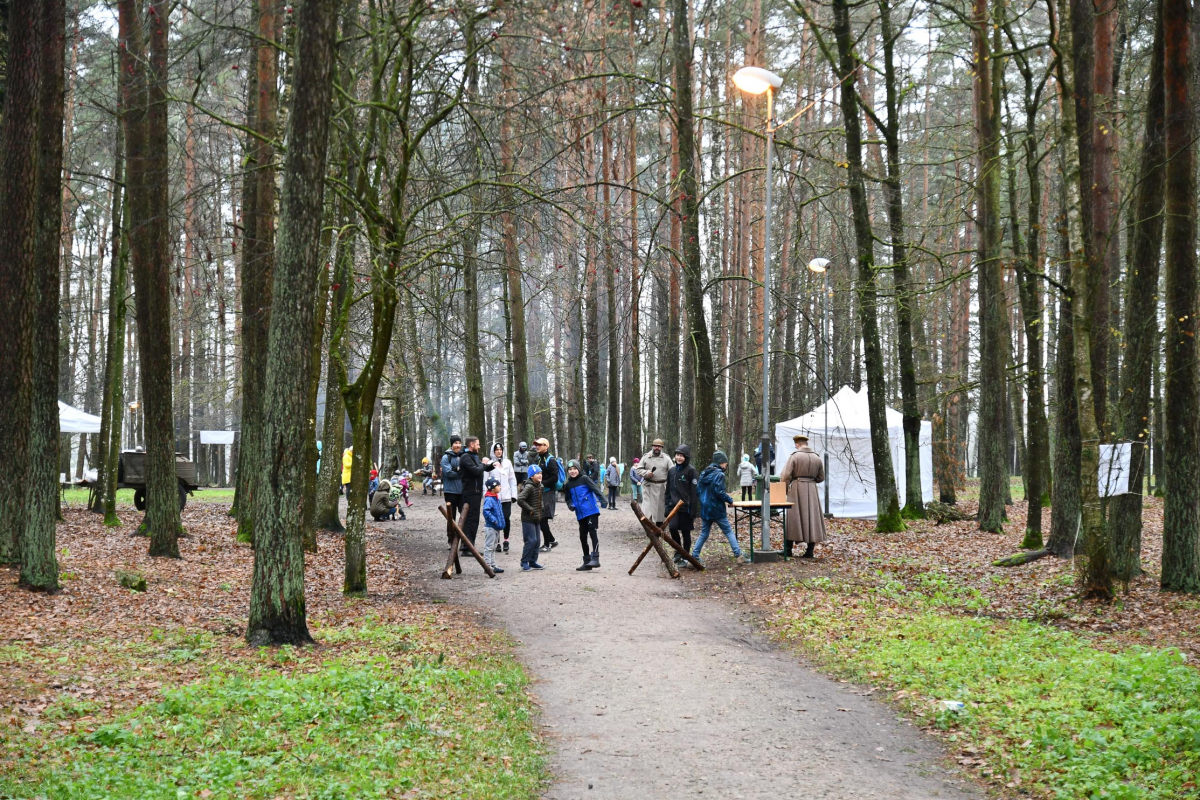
top-left (482, 478), bottom-right (506, 574)
top-left (691, 452), bottom-right (750, 566)
top-left (563, 459), bottom-right (606, 571)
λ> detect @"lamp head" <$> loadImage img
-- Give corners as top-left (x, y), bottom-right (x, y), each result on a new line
top-left (733, 66), bottom-right (783, 96)
top-left (807, 257), bottom-right (830, 274)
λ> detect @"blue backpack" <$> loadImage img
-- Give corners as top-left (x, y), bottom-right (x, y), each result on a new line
top-left (553, 456), bottom-right (567, 490)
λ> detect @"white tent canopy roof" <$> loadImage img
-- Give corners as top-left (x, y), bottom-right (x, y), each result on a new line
top-left (59, 401), bottom-right (102, 434)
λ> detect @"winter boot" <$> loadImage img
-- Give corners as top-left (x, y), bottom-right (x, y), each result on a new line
top-left (783, 540), bottom-right (794, 558)
top-left (587, 550), bottom-right (600, 570)
top-left (802, 542), bottom-right (816, 559)
top-left (576, 555), bottom-right (593, 571)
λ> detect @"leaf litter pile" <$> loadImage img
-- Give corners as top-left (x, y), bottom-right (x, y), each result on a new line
top-left (0, 501), bottom-right (545, 798)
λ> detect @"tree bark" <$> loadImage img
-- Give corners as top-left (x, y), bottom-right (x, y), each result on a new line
top-left (1160, 0), bottom-right (1200, 593)
top-left (1110, 5), bottom-right (1165, 583)
top-left (1056, 0), bottom-right (1112, 598)
top-left (975, 0), bottom-right (1007, 533)
top-left (98, 124), bottom-right (127, 526)
top-left (119, 0), bottom-right (181, 557)
top-left (23, 0), bottom-right (66, 590)
top-left (673, 0), bottom-right (715, 459)
top-left (879, 0), bottom-right (923, 518)
top-left (236, 0), bottom-right (280, 545)
top-left (246, 0), bottom-right (341, 646)
top-left (833, 0), bottom-right (902, 530)
top-left (0, 0), bottom-right (41, 564)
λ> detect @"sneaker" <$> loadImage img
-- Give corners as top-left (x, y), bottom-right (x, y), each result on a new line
top-left (672, 554), bottom-right (685, 566)
top-left (503, 541), bottom-right (510, 553)
top-left (735, 554), bottom-right (751, 564)
top-left (548, 540), bottom-right (559, 549)
top-left (529, 563), bottom-right (545, 570)
top-left (521, 564), bottom-right (532, 571)
top-left (496, 544), bottom-right (503, 553)
top-left (493, 566), bottom-right (505, 574)
top-left (539, 545), bottom-right (551, 553)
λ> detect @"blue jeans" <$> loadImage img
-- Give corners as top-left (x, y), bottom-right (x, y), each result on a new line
top-left (691, 516), bottom-right (742, 559)
top-left (521, 520), bottom-right (541, 567)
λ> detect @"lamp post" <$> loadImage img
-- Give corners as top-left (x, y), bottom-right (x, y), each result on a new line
top-left (733, 66), bottom-right (784, 555)
top-left (808, 258), bottom-right (831, 516)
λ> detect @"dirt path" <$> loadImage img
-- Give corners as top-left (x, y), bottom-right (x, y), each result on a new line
top-left (390, 495), bottom-right (980, 799)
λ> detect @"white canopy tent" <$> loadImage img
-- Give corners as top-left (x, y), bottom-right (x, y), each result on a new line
top-left (774, 386), bottom-right (934, 518)
top-left (58, 401), bottom-right (102, 434)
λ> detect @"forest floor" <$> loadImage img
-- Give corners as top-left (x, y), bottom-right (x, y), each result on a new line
top-left (402, 497), bottom-right (981, 800)
top-left (0, 498), bottom-right (547, 798)
top-left (694, 493), bottom-right (1200, 799)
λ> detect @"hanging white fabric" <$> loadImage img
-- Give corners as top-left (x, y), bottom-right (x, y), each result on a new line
top-left (199, 430), bottom-right (236, 445)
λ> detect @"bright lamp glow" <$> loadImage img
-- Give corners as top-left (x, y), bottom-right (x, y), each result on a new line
top-left (808, 257), bottom-right (830, 273)
top-left (733, 66), bottom-right (784, 95)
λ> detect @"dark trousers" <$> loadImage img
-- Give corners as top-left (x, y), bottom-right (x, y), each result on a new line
top-left (540, 490), bottom-right (557, 545)
top-left (670, 513), bottom-right (694, 553)
top-left (521, 520), bottom-right (541, 567)
top-left (577, 514), bottom-right (599, 557)
top-left (501, 500), bottom-right (512, 540)
top-left (445, 492), bottom-right (463, 519)
top-left (741, 486), bottom-right (754, 501)
top-left (461, 493), bottom-right (482, 546)
top-left (607, 486), bottom-right (618, 508)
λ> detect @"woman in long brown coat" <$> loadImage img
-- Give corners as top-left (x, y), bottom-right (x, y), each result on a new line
top-left (779, 434), bottom-right (826, 557)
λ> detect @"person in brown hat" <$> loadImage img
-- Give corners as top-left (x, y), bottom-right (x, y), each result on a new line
top-left (633, 438), bottom-right (673, 524)
top-left (779, 433), bottom-right (826, 557)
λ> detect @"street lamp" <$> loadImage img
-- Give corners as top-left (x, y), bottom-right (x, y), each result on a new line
top-left (734, 66), bottom-right (784, 556)
top-left (808, 258), bottom-right (832, 517)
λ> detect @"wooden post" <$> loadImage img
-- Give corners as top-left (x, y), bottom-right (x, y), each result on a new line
top-left (439, 503), bottom-right (495, 579)
top-left (628, 500), bottom-right (706, 577)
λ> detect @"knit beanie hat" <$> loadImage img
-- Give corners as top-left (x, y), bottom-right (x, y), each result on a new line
top-left (566, 459), bottom-right (581, 472)
top-left (712, 451), bottom-right (729, 466)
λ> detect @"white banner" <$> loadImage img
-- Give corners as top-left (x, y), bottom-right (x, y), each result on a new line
top-left (200, 430), bottom-right (236, 445)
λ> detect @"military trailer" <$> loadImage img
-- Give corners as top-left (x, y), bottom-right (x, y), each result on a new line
top-left (117, 451), bottom-right (198, 511)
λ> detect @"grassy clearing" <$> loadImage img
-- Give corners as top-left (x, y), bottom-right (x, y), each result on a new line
top-left (772, 572), bottom-right (1200, 799)
top-left (1, 621), bottom-right (544, 799)
top-left (59, 487), bottom-right (237, 507)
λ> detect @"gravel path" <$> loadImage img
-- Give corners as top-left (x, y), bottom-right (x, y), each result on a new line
top-left (393, 495), bottom-right (981, 800)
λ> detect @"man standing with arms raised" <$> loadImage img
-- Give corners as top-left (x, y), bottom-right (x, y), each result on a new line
top-left (459, 436), bottom-right (495, 552)
top-left (633, 438), bottom-right (673, 525)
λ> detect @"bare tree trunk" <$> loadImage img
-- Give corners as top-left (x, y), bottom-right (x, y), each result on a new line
top-left (879, 0), bottom-right (923, 518)
top-left (246, 0), bottom-right (340, 646)
top-left (500, 54), bottom-right (531, 442)
top-left (1110, 5), bottom-right (1165, 582)
top-left (24, 0), bottom-right (66, 590)
top-left (833, 0), bottom-right (902, 531)
top-left (98, 124), bottom-right (127, 525)
top-left (1057, 0), bottom-right (1112, 598)
top-left (0, 0), bottom-right (41, 564)
top-left (1160, 0), bottom-right (1200, 593)
top-left (672, 0), bottom-right (715, 458)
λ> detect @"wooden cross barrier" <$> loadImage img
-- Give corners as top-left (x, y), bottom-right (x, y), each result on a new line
top-left (629, 500), bottom-right (706, 577)
top-left (438, 503), bottom-right (496, 580)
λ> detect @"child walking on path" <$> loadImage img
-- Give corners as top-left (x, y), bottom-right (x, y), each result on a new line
top-left (737, 454), bottom-right (757, 501)
top-left (491, 442), bottom-right (518, 553)
top-left (482, 478), bottom-right (506, 574)
top-left (691, 452), bottom-right (750, 565)
top-left (516, 465), bottom-right (545, 571)
top-left (564, 460), bottom-right (606, 571)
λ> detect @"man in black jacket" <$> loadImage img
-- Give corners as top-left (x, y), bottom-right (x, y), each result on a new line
top-left (583, 454), bottom-right (600, 482)
top-left (665, 444), bottom-right (700, 563)
top-left (458, 436), bottom-right (494, 550)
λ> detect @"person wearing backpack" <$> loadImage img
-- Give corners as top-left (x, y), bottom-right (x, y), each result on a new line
top-left (533, 437), bottom-right (560, 551)
top-left (563, 459), bottom-right (606, 571)
top-left (691, 452), bottom-right (750, 566)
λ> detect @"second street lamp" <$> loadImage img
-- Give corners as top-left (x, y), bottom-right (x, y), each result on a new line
top-left (733, 66), bottom-right (784, 556)
top-left (808, 257), bottom-right (831, 516)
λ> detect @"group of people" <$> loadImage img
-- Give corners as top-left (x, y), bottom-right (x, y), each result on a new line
top-left (338, 428), bottom-right (828, 570)
top-left (632, 434), bottom-right (827, 563)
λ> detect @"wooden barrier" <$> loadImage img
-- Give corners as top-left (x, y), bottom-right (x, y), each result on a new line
top-left (628, 500), bottom-right (705, 577)
top-left (438, 503), bottom-right (495, 579)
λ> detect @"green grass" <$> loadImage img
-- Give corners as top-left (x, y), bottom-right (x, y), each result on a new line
top-left (59, 487), bottom-right (236, 507)
top-left (1, 643), bottom-right (544, 799)
top-left (776, 583), bottom-right (1200, 799)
